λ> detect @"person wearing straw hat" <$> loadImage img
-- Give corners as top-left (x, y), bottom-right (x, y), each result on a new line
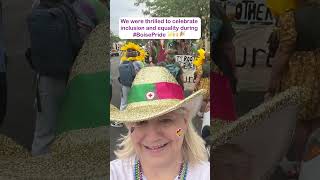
top-left (110, 66), bottom-right (210, 180)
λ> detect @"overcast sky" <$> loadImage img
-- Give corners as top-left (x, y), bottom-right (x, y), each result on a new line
top-left (110, 0), bottom-right (148, 35)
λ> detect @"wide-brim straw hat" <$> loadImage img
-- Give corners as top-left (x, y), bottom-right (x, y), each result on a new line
top-left (110, 66), bottom-right (205, 122)
top-left (207, 86), bottom-right (305, 147)
top-left (0, 127), bottom-right (109, 179)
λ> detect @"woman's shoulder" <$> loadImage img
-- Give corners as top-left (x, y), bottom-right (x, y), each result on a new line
top-left (188, 161), bottom-right (210, 179)
top-left (110, 157), bottom-right (135, 168)
top-left (110, 157), bottom-right (135, 180)
top-left (192, 161), bottom-right (210, 169)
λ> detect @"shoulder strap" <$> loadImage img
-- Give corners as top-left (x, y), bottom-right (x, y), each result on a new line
top-left (59, 2), bottom-right (82, 52)
top-left (130, 61), bottom-right (136, 76)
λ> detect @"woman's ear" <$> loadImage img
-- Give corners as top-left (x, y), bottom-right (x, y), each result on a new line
top-left (183, 114), bottom-right (190, 130)
top-left (185, 108), bottom-right (192, 122)
top-left (183, 117), bottom-right (188, 125)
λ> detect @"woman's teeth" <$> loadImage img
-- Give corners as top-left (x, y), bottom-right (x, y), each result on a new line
top-left (145, 143), bottom-right (167, 150)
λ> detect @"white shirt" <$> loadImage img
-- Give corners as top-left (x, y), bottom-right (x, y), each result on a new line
top-left (110, 156), bottom-right (210, 180)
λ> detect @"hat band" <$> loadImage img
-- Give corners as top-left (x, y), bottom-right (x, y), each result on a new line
top-left (128, 82), bottom-right (184, 103)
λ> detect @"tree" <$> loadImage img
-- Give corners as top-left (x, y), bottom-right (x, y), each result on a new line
top-left (110, 32), bottom-right (148, 47)
top-left (124, 39), bottom-right (146, 46)
top-left (134, 0), bottom-right (209, 45)
top-left (110, 31), bottom-right (121, 45)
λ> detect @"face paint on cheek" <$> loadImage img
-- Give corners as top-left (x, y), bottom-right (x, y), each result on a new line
top-left (176, 128), bottom-right (183, 137)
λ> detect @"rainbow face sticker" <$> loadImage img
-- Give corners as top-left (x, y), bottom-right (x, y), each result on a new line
top-left (176, 128), bottom-right (183, 137)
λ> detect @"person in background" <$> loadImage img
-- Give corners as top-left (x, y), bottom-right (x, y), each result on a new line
top-left (193, 49), bottom-right (210, 136)
top-left (177, 39), bottom-right (190, 55)
top-left (266, 0), bottom-right (320, 177)
top-left (29, 0), bottom-right (83, 156)
top-left (73, 0), bottom-right (107, 39)
top-left (112, 42), bottom-right (146, 128)
top-left (211, 1), bottom-right (237, 122)
top-left (156, 39), bottom-right (167, 64)
top-left (158, 49), bottom-right (184, 89)
top-left (149, 40), bottom-right (159, 65)
top-left (193, 49), bottom-right (210, 118)
top-left (211, 2), bottom-right (248, 179)
top-left (32, 0), bottom-right (107, 41)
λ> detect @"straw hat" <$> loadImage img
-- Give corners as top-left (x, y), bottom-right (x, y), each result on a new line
top-left (207, 86), bottom-right (305, 147)
top-left (0, 127), bottom-right (108, 179)
top-left (110, 66), bottom-right (205, 122)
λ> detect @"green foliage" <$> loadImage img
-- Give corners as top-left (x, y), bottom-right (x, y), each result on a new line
top-left (110, 31), bottom-right (121, 45)
top-left (134, 0), bottom-right (209, 40)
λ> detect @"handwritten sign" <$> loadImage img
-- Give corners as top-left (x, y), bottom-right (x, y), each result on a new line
top-left (217, 0), bottom-right (275, 25)
top-left (216, 0), bottom-right (276, 91)
top-left (175, 55), bottom-right (195, 70)
top-left (174, 55), bottom-right (196, 90)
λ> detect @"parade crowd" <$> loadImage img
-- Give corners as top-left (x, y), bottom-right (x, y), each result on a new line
top-left (212, 0), bottom-right (320, 179)
top-left (0, 0), bottom-right (107, 156)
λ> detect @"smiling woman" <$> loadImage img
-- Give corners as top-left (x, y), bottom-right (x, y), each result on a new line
top-left (110, 66), bottom-right (210, 180)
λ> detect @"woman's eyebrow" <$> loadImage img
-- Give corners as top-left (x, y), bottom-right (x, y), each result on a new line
top-left (160, 114), bottom-right (178, 119)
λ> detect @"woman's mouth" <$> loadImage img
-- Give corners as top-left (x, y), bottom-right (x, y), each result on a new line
top-left (144, 143), bottom-right (168, 152)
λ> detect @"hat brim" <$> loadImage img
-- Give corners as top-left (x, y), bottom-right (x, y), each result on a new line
top-left (207, 86), bottom-right (304, 147)
top-left (0, 127), bottom-right (108, 178)
top-left (110, 89), bottom-right (206, 122)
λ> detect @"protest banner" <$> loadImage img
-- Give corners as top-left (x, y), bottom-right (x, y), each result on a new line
top-left (217, 0), bottom-right (275, 91)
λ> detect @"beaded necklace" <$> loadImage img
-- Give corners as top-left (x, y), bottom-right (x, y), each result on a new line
top-left (134, 159), bottom-right (188, 180)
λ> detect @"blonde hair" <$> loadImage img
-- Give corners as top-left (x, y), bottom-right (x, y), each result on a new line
top-left (114, 108), bottom-right (209, 165)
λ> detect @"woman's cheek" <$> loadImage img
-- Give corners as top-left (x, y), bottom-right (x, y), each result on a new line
top-left (130, 130), bottom-right (144, 145)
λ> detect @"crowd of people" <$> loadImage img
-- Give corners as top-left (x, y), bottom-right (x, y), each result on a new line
top-left (0, 0), bottom-right (107, 157)
top-left (212, 0), bottom-right (320, 179)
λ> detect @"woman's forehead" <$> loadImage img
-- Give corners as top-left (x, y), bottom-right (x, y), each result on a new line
top-left (157, 111), bottom-right (184, 119)
top-left (125, 109), bottom-right (187, 126)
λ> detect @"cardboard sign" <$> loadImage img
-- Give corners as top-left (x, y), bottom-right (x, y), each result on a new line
top-left (175, 55), bottom-right (195, 70)
top-left (216, 0), bottom-right (276, 91)
top-left (217, 0), bottom-right (275, 25)
top-left (174, 55), bottom-right (196, 90)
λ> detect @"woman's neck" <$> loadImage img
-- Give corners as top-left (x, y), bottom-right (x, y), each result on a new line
top-left (140, 156), bottom-right (184, 180)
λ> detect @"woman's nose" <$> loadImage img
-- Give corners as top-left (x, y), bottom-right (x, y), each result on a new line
top-left (144, 121), bottom-right (163, 138)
